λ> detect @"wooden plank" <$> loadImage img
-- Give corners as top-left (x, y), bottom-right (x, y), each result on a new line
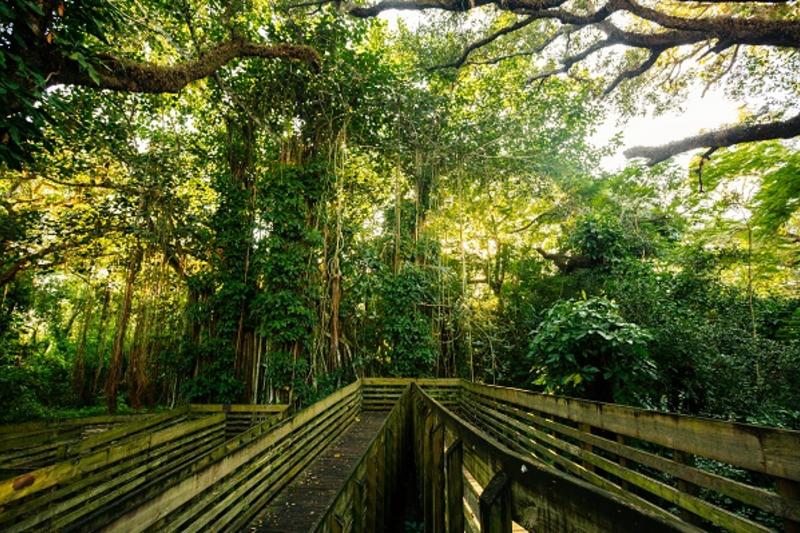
top-left (464, 381), bottom-right (800, 481)
top-left (195, 401), bottom-right (360, 531)
top-left (312, 385), bottom-right (413, 532)
top-left (0, 413), bottom-right (151, 438)
top-left (68, 406), bottom-right (189, 454)
top-left (461, 396), bottom-right (664, 519)
top-left (413, 385), bottom-right (696, 533)
top-left (362, 378), bottom-right (461, 386)
top-left (423, 412), bottom-right (434, 533)
top-left (432, 422), bottom-right (445, 533)
top-left (462, 394), bottom-right (768, 532)
top-left (778, 479), bottom-right (800, 533)
top-left (171, 393), bottom-right (360, 532)
top-left (188, 404), bottom-right (289, 414)
top-left (2, 421), bottom-right (225, 531)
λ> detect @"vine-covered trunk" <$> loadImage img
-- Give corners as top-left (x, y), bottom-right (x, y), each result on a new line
top-left (92, 285), bottom-right (112, 395)
top-left (105, 245), bottom-right (143, 413)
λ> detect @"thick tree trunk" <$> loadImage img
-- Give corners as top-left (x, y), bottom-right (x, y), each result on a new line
top-left (105, 245), bottom-right (143, 413)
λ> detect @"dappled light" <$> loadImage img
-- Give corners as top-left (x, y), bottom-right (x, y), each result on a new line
top-left (1, 1), bottom-right (799, 531)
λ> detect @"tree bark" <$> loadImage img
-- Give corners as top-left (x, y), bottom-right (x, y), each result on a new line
top-left (105, 245), bottom-right (143, 413)
top-left (72, 292), bottom-right (94, 404)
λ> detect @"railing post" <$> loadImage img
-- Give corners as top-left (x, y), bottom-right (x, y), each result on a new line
top-left (578, 422), bottom-right (595, 472)
top-left (479, 471), bottom-right (511, 533)
top-left (777, 478), bottom-right (800, 533)
top-left (353, 478), bottom-right (365, 533)
top-left (673, 449), bottom-right (701, 526)
top-left (445, 439), bottom-right (464, 533)
top-left (375, 434), bottom-right (386, 528)
top-left (431, 422), bottom-right (445, 532)
top-left (384, 427), bottom-right (395, 522)
top-left (366, 453), bottom-right (377, 532)
top-left (615, 433), bottom-right (629, 491)
top-left (424, 411), bottom-right (434, 532)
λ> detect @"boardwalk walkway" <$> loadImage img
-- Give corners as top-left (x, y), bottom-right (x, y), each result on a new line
top-left (1, 378), bottom-right (798, 532)
top-left (250, 411), bottom-right (388, 532)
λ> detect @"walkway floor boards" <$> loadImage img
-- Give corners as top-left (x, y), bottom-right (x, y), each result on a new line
top-left (248, 411), bottom-right (388, 532)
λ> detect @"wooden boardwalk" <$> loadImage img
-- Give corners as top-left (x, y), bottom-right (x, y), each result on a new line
top-left (1, 378), bottom-right (799, 532)
top-left (250, 411), bottom-right (388, 532)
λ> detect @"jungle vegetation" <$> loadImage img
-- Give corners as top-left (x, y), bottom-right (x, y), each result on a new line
top-left (1, 0), bottom-right (798, 427)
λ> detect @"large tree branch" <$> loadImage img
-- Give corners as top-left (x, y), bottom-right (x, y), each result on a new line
top-left (623, 0), bottom-right (800, 48)
top-left (625, 112), bottom-right (800, 165)
top-left (51, 39), bottom-right (319, 93)
top-left (341, 0), bottom-right (800, 159)
top-left (434, 15), bottom-right (538, 69)
top-left (0, 242), bottom-right (75, 287)
top-left (348, 0), bottom-right (566, 17)
top-left (602, 46), bottom-right (665, 95)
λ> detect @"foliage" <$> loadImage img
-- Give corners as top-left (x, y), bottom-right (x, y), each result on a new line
top-left (0, 2), bottom-right (798, 433)
top-left (527, 297), bottom-right (654, 403)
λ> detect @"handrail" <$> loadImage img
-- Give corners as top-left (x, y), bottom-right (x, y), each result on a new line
top-left (412, 383), bottom-right (695, 532)
top-left (105, 379), bottom-right (363, 532)
top-left (460, 380), bottom-right (800, 531)
top-left (3, 379), bottom-right (797, 532)
top-left (462, 381), bottom-right (800, 480)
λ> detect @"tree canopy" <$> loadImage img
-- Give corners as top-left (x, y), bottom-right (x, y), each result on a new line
top-left (0, 0), bottom-right (798, 437)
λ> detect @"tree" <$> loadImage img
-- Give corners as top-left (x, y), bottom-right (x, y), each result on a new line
top-left (329, 0), bottom-right (800, 164)
top-left (1, 1), bottom-right (317, 166)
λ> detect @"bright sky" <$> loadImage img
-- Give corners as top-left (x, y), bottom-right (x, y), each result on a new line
top-left (379, 10), bottom-right (745, 173)
top-left (592, 88), bottom-right (741, 172)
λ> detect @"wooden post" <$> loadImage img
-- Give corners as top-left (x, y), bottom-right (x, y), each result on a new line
top-left (353, 477), bottom-right (365, 533)
top-left (415, 401), bottom-right (426, 495)
top-left (479, 471), bottom-right (511, 533)
top-left (375, 434), bottom-right (386, 529)
top-left (424, 412), bottom-right (434, 532)
top-left (578, 422), bottom-right (595, 473)
top-left (366, 454), bottom-right (377, 532)
top-left (616, 433), bottom-right (629, 490)
top-left (445, 439), bottom-right (464, 533)
top-left (673, 449), bottom-right (701, 526)
top-left (431, 422), bottom-right (445, 533)
top-left (777, 478), bottom-right (800, 533)
top-left (384, 426), bottom-right (395, 521)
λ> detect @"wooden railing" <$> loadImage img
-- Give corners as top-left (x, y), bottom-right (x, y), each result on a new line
top-left (188, 403), bottom-right (288, 438)
top-left (313, 382), bottom-right (692, 532)
top-left (458, 381), bottom-right (800, 533)
top-left (0, 403), bottom-right (288, 532)
top-left (361, 377), bottom-right (461, 410)
top-left (105, 381), bottom-right (362, 532)
top-left (416, 384), bottom-right (690, 532)
top-left (0, 412), bottom-right (160, 477)
top-left (3, 379), bottom-right (797, 532)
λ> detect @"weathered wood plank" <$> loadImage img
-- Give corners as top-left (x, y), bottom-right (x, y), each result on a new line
top-left (414, 384), bottom-right (696, 533)
top-left (104, 380), bottom-right (362, 532)
top-left (480, 471), bottom-right (512, 533)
